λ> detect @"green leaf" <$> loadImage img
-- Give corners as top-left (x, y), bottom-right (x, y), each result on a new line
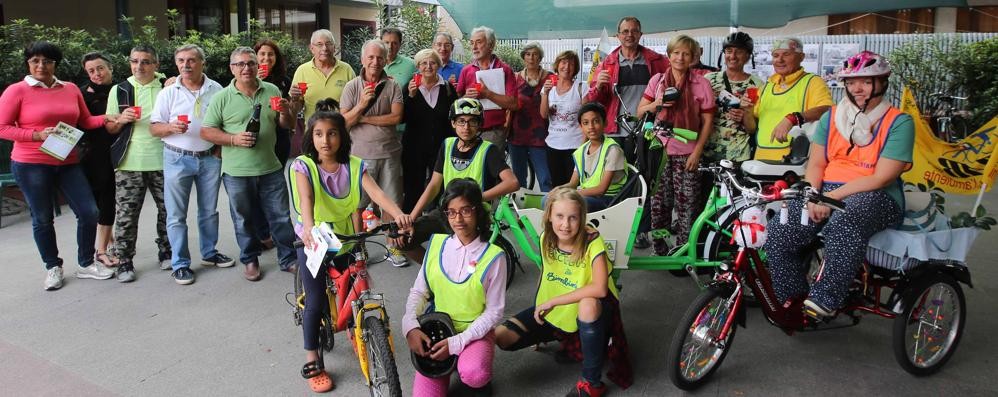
top-left (976, 206), bottom-right (987, 218)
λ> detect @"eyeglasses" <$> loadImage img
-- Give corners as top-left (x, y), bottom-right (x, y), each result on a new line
top-left (311, 42), bottom-right (336, 49)
top-left (129, 59), bottom-right (156, 66)
top-left (230, 61), bottom-right (259, 69)
top-left (28, 58), bottom-right (56, 66)
top-left (453, 119), bottom-right (481, 127)
top-left (443, 206), bottom-right (476, 219)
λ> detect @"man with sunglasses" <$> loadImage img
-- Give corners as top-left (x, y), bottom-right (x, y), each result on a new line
top-left (201, 47), bottom-right (297, 281)
top-left (400, 98), bottom-right (520, 265)
top-left (104, 45), bottom-right (171, 283)
top-left (742, 37), bottom-right (833, 161)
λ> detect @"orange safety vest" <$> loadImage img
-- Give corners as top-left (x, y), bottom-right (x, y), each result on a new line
top-left (823, 106), bottom-right (904, 183)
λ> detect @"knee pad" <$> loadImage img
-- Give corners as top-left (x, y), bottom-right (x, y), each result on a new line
top-left (498, 319), bottom-right (532, 351)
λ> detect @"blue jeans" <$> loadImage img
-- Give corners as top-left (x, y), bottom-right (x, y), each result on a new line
top-left (163, 149), bottom-right (222, 270)
top-left (11, 161), bottom-right (98, 269)
top-left (508, 144), bottom-right (553, 192)
top-left (222, 170), bottom-right (297, 268)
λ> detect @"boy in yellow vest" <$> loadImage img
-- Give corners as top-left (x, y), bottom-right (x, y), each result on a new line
top-left (399, 98), bottom-right (520, 264)
top-left (742, 37), bottom-right (832, 161)
top-left (561, 102), bottom-right (628, 212)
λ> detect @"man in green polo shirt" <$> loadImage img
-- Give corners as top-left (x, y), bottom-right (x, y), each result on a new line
top-left (201, 47), bottom-right (297, 282)
top-left (104, 44), bottom-right (170, 283)
top-left (290, 29), bottom-right (356, 121)
top-left (382, 27), bottom-right (417, 88)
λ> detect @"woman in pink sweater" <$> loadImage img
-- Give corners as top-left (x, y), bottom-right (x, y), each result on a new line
top-left (0, 42), bottom-right (117, 290)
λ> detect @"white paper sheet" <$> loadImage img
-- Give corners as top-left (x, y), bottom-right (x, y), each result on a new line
top-left (474, 68), bottom-right (506, 110)
top-left (303, 223), bottom-right (342, 278)
top-left (39, 122), bottom-right (84, 161)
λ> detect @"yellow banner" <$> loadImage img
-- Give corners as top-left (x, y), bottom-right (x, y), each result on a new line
top-left (900, 87), bottom-right (998, 195)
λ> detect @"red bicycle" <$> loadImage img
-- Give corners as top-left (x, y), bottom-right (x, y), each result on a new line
top-left (288, 222), bottom-right (404, 397)
top-left (666, 163), bottom-right (970, 390)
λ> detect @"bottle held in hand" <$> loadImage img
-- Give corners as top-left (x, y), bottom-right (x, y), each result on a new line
top-left (246, 103), bottom-right (262, 148)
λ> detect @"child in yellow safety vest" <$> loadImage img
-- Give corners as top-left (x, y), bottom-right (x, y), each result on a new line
top-left (562, 102), bottom-right (628, 212)
top-left (403, 178), bottom-right (508, 396)
top-left (288, 105), bottom-right (412, 393)
top-left (496, 187), bottom-right (632, 397)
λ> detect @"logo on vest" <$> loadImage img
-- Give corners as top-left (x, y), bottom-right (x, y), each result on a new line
top-left (546, 272), bottom-right (579, 289)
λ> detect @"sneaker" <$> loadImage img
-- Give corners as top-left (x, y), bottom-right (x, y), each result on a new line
top-left (159, 252), bottom-right (172, 270)
top-left (566, 380), bottom-right (606, 397)
top-left (117, 263), bottom-right (136, 283)
top-left (634, 232), bottom-right (651, 249)
top-left (201, 253), bottom-right (235, 268)
top-left (44, 267), bottom-right (64, 291)
top-left (388, 246), bottom-right (408, 268)
top-left (172, 267), bottom-right (195, 285)
top-left (804, 299), bottom-right (834, 318)
top-left (76, 263), bottom-right (114, 280)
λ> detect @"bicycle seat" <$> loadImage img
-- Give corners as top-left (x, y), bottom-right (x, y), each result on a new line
top-left (741, 135), bottom-right (809, 183)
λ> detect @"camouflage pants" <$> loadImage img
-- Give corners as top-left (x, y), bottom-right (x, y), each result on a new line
top-left (111, 170), bottom-right (171, 263)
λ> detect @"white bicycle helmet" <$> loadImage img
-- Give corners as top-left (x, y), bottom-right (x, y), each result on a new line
top-left (836, 51), bottom-right (891, 80)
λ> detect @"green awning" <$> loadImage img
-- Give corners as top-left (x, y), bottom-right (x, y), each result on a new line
top-left (439, 0), bottom-right (968, 39)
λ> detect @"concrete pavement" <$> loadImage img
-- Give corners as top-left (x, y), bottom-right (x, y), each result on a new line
top-left (1, 189), bottom-right (997, 396)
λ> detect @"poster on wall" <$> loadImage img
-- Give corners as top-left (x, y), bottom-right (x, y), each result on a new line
top-left (820, 43), bottom-right (861, 88)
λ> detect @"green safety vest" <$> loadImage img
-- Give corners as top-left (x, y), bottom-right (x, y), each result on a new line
top-left (572, 137), bottom-right (627, 196)
top-left (288, 155), bottom-right (363, 254)
top-left (442, 137), bottom-right (492, 191)
top-left (755, 73), bottom-right (816, 150)
top-left (535, 231), bottom-right (619, 333)
top-left (424, 234), bottom-right (505, 332)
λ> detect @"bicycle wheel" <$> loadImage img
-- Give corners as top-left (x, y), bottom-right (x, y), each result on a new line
top-left (667, 286), bottom-right (739, 390)
top-left (292, 268), bottom-right (304, 326)
top-left (892, 273), bottom-right (966, 376)
top-left (492, 234), bottom-right (519, 289)
top-left (363, 316), bottom-right (403, 397)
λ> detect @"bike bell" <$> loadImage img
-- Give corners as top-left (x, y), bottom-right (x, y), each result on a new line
top-left (410, 312), bottom-right (457, 378)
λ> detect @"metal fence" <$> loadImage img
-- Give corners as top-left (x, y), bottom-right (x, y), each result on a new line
top-left (499, 33), bottom-right (995, 105)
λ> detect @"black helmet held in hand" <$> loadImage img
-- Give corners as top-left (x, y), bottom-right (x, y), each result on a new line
top-left (410, 312), bottom-right (458, 378)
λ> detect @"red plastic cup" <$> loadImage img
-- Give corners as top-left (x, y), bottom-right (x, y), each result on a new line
top-left (471, 82), bottom-right (482, 92)
top-left (258, 63), bottom-right (269, 79)
top-left (746, 87), bottom-right (759, 103)
top-left (365, 81), bottom-right (376, 90)
top-left (297, 82), bottom-right (308, 96)
top-left (270, 96), bottom-right (282, 111)
top-left (177, 114), bottom-right (189, 124)
top-left (549, 74), bottom-right (558, 85)
top-left (413, 73), bottom-right (422, 86)
top-left (131, 106), bottom-right (142, 119)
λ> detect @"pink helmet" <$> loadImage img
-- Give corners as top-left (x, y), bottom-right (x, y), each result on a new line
top-left (837, 51), bottom-right (891, 80)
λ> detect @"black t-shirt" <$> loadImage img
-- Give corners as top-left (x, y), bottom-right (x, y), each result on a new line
top-left (433, 138), bottom-right (509, 191)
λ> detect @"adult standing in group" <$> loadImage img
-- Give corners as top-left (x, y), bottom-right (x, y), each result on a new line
top-left (636, 35), bottom-right (716, 256)
top-left (456, 26), bottom-right (518, 153)
top-left (703, 32), bottom-right (765, 163)
top-left (252, 39), bottom-right (294, 251)
top-left (0, 41), bottom-right (116, 290)
top-left (539, 50), bottom-right (586, 187)
top-left (587, 16), bottom-right (669, 161)
top-left (742, 37), bottom-right (833, 161)
top-left (201, 47), bottom-right (298, 281)
top-left (507, 42), bottom-right (553, 192)
top-left (402, 49), bottom-right (458, 213)
top-left (340, 39), bottom-right (406, 266)
top-left (434, 32), bottom-right (464, 85)
top-left (382, 27), bottom-right (418, 89)
top-left (78, 52), bottom-right (117, 268)
top-left (105, 45), bottom-right (171, 283)
top-left (290, 29), bottom-right (356, 122)
top-left (150, 44), bottom-right (234, 285)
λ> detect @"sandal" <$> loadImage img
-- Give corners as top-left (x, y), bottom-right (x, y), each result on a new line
top-left (95, 252), bottom-right (119, 267)
top-left (301, 361), bottom-right (334, 393)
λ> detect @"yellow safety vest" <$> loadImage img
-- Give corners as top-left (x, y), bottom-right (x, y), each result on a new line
top-left (535, 230), bottom-right (618, 332)
top-left (755, 73), bottom-right (817, 159)
top-left (288, 155), bottom-right (362, 254)
top-left (572, 137), bottom-right (627, 196)
top-left (424, 234), bottom-right (505, 332)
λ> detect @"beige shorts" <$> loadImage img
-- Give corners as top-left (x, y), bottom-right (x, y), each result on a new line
top-left (357, 156), bottom-right (403, 213)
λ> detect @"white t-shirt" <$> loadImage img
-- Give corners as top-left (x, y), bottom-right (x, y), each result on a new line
top-left (150, 75), bottom-right (223, 151)
top-left (546, 81), bottom-right (586, 150)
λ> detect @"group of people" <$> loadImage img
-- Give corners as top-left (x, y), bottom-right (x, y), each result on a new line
top-left (0, 13), bottom-right (915, 397)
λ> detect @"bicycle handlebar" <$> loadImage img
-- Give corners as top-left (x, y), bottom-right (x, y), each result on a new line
top-left (930, 92), bottom-right (968, 102)
top-left (292, 222), bottom-right (404, 249)
top-left (699, 162), bottom-right (845, 211)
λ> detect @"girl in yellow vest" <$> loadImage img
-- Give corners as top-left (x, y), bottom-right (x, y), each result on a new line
top-left (289, 104), bottom-right (412, 393)
top-left (403, 178), bottom-right (508, 396)
top-left (496, 187), bottom-right (631, 397)
top-left (764, 51), bottom-right (914, 318)
top-left (562, 102), bottom-right (628, 212)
